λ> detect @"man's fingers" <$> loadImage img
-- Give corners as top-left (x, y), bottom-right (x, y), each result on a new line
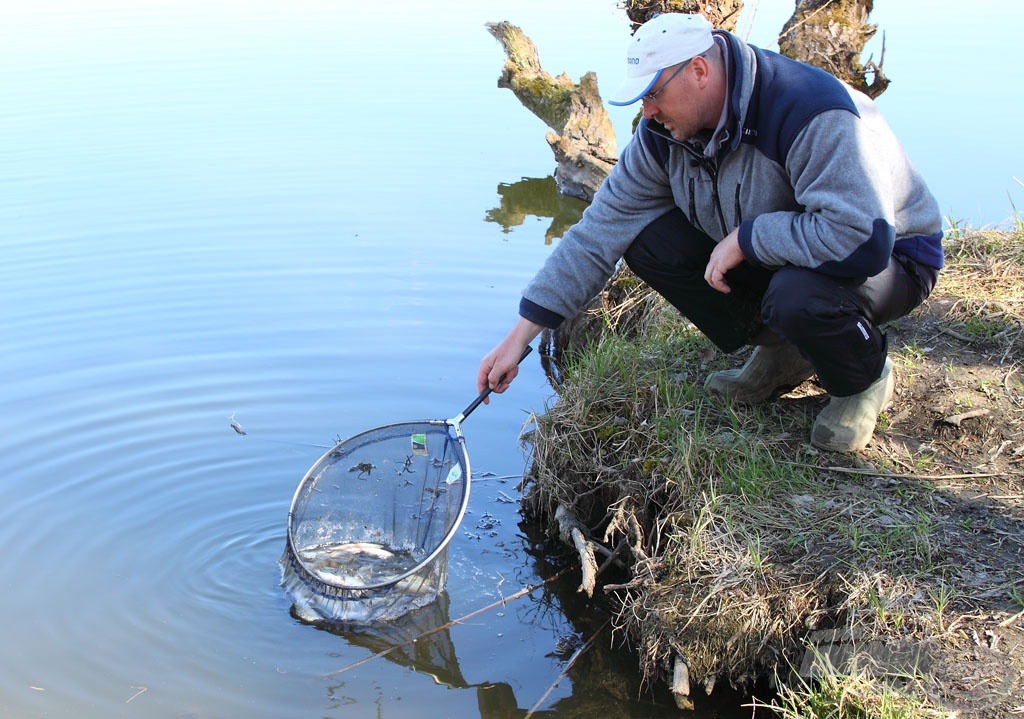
top-left (478, 332), bottom-right (536, 399)
top-left (476, 361), bottom-right (494, 395)
top-left (704, 265), bottom-right (730, 293)
top-left (488, 362), bottom-right (518, 393)
top-left (478, 353), bottom-right (516, 396)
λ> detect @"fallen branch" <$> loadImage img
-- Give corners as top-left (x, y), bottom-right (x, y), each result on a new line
top-left (939, 326), bottom-right (977, 344)
top-left (779, 460), bottom-right (1010, 481)
top-left (822, 466), bottom-right (1010, 481)
top-left (998, 607), bottom-right (1024, 628)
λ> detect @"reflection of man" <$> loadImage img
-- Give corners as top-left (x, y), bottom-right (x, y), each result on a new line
top-left (477, 682), bottom-right (559, 718)
top-left (331, 594), bottom-right (470, 689)
top-left (478, 13), bottom-right (942, 451)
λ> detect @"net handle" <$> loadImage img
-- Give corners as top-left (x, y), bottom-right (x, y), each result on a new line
top-left (455, 344), bottom-right (533, 423)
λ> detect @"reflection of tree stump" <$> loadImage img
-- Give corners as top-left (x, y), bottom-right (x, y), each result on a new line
top-left (484, 176), bottom-right (587, 245)
top-left (779, 0), bottom-right (889, 98)
top-left (486, 21), bottom-right (617, 201)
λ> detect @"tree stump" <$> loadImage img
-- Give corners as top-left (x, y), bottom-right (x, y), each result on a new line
top-left (486, 21), bottom-right (618, 201)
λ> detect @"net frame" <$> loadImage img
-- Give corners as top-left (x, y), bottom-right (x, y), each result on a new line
top-left (280, 344), bottom-right (532, 623)
top-left (285, 417), bottom-right (472, 591)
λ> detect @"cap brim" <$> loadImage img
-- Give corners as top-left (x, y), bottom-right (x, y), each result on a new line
top-left (607, 69), bottom-right (661, 106)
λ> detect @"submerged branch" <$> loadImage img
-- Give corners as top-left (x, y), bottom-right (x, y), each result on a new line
top-left (524, 619), bottom-right (611, 718)
top-left (555, 503), bottom-right (599, 596)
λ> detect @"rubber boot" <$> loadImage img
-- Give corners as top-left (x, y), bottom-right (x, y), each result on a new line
top-left (704, 343), bottom-right (815, 404)
top-left (811, 358), bottom-right (894, 452)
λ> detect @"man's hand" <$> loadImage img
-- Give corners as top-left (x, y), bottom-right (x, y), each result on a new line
top-left (476, 318), bottom-right (544, 403)
top-left (704, 229), bottom-right (745, 294)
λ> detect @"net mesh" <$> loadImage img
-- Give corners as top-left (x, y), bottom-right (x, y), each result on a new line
top-left (281, 420), bottom-right (470, 623)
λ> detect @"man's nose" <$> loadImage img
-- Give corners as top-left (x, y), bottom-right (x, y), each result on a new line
top-left (641, 99), bottom-right (657, 120)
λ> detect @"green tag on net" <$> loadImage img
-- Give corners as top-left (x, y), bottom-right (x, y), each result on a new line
top-left (411, 433), bottom-right (428, 455)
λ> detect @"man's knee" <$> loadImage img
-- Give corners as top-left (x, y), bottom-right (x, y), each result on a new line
top-left (761, 267), bottom-right (844, 339)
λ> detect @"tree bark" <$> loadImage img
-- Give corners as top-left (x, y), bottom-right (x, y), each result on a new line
top-left (623, 0), bottom-right (743, 32)
top-left (779, 0), bottom-right (889, 98)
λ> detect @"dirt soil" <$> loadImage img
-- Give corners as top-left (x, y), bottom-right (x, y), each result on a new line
top-left (720, 231), bottom-right (1024, 716)
top-left (859, 293), bottom-right (1023, 716)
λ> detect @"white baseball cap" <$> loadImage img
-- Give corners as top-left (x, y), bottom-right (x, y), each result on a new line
top-left (608, 13), bottom-right (715, 106)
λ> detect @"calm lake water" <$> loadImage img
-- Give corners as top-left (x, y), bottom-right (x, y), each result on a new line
top-left (1, 2), bottom-right (1019, 718)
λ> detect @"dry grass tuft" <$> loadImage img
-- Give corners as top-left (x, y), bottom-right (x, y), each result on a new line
top-left (935, 227), bottom-right (1024, 361)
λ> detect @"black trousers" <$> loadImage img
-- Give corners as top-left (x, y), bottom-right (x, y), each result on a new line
top-left (623, 209), bottom-right (939, 397)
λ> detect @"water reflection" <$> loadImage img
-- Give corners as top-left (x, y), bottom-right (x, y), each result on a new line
top-left (320, 593), bottom-right (469, 690)
top-left (310, 529), bottom-right (699, 718)
top-left (486, 176), bottom-right (589, 244)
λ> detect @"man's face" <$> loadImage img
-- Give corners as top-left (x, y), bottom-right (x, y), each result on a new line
top-left (640, 59), bottom-right (705, 142)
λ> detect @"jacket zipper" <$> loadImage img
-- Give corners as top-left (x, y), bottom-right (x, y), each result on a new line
top-left (683, 144), bottom-right (730, 236)
top-left (702, 156), bottom-right (729, 236)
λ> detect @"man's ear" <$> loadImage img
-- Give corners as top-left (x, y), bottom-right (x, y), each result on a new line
top-left (691, 55), bottom-right (713, 86)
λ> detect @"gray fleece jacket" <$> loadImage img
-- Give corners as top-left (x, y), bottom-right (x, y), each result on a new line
top-left (520, 31), bottom-right (943, 328)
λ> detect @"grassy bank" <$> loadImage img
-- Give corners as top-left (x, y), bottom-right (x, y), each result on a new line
top-left (521, 224), bottom-right (1024, 718)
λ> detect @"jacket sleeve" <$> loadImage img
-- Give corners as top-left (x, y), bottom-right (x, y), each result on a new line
top-left (737, 107), bottom-right (898, 278)
top-left (520, 131), bottom-right (677, 326)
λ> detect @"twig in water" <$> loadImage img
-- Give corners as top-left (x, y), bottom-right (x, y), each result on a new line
top-left (125, 686), bottom-right (147, 704)
top-left (524, 619), bottom-right (610, 718)
top-left (325, 566), bottom-right (572, 678)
